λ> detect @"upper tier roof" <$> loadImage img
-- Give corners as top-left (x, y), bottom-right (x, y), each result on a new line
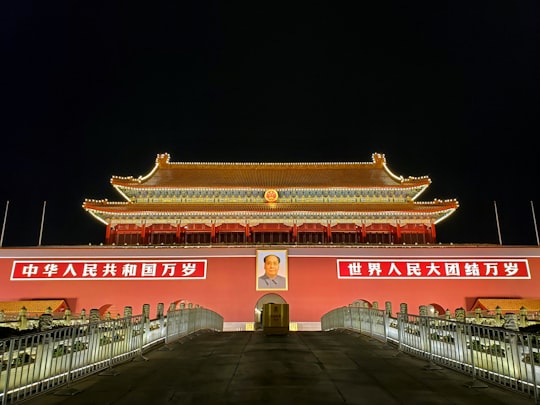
top-left (110, 152), bottom-right (432, 190)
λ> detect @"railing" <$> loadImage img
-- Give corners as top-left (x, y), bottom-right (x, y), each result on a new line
top-left (0, 307), bottom-right (223, 404)
top-left (321, 306), bottom-right (540, 403)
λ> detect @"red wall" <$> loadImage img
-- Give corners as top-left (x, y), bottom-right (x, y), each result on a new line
top-left (1, 246), bottom-right (539, 323)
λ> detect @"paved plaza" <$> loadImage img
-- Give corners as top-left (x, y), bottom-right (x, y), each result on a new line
top-left (22, 329), bottom-right (535, 404)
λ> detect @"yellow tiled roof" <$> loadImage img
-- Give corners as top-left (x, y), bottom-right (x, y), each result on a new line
top-left (471, 298), bottom-right (540, 312)
top-left (0, 300), bottom-right (68, 314)
top-left (83, 153), bottom-right (459, 227)
top-left (110, 153), bottom-right (431, 189)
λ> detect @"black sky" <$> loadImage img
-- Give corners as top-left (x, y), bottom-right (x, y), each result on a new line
top-left (2, 3), bottom-right (540, 247)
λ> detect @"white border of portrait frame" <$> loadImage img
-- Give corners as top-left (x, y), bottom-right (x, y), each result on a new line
top-left (256, 249), bottom-right (288, 291)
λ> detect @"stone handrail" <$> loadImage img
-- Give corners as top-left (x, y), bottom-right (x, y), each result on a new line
top-left (0, 305), bottom-right (223, 404)
top-left (321, 305), bottom-right (540, 402)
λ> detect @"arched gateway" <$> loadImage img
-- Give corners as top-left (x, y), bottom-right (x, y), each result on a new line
top-left (254, 293), bottom-right (287, 330)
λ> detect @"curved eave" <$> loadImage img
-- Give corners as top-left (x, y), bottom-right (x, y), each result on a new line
top-left (433, 207), bottom-right (458, 225)
top-left (83, 200), bottom-right (458, 213)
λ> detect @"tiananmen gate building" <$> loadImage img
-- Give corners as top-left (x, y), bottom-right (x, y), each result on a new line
top-left (1, 153), bottom-right (539, 331)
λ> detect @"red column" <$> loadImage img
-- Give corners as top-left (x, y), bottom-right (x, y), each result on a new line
top-left (396, 223), bottom-right (401, 244)
top-left (141, 224), bottom-right (146, 245)
top-left (176, 224), bottom-right (182, 244)
top-left (431, 223), bottom-right (436, 242)
top-left (105, 224), bottom-right (111, 245)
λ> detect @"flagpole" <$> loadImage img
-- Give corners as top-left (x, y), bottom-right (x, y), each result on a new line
top-left (494, 201), bottom-right (502, 245)
top-left (0, 200), bottom-right (9, 247)
top-left (532, 201), bottom-right (540, 246)
top-left (38, 201), bottom-right (46, 246)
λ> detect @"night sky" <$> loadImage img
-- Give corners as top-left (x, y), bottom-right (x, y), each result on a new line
top-left (2, 3), bottom-right (539, 247)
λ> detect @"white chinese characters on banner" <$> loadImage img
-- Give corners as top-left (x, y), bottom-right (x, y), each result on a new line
top-left (336, 259), bottom-right (530, 279)
top-left (11, 259), bottom-right (207, 280)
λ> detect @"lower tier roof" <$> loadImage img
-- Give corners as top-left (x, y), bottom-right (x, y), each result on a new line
top-left (83, 200), bottom-right (458, 226)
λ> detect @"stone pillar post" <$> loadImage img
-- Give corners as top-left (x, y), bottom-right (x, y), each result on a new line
top-left (399, 303), bottom-right (408, 316)
top-left (418, 305), bottom-right (429, 352)
top-left (519, 306), bottom-right (527, 328)
top-left (64, 308), bottom-right (72, 325)
top-left (504, 313), bottom-right (519, 331)
top-left (38, 313), bottom-right (54, 331)
top-left (396, 303), bottom-right (408, 351)
top-left (157, 303), bottom-right (164, 319)
top-left (454, 308), bottom-right (467, 364)
top-left (87, 309), bottom-right (101, 350)
top-left (385, 301), bottom-right (392, 317)
top-left (124, 306), bottom-right (133, 326)
top-left (455, 308), bottom-right (465, 323)
top-left (495, 306), bottom-right (503, 324)
top-left (503, 313), bottom-right (520, 375)
top-left (89, 309), bottom-right (100, 323)
top-left (19, 306), bottom-right (28, 330)
top-left (143, 304), bottom-right (150, 322)
top-left (475, 307), bottom-right (482, 323)
top-left (157, 303), bottom-right (165, 337)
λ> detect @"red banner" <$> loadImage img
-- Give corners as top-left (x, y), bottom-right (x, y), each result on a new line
top-left (11, 259), bottom-right (207, 280)
top-left (337, 258), bottom-right (530, 279)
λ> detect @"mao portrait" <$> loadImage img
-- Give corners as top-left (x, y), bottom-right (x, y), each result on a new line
top-left (256, 249), bottom-right (288, 291)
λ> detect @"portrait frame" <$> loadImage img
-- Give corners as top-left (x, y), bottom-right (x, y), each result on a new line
top-left (256, 249), bottom-right (288, 291)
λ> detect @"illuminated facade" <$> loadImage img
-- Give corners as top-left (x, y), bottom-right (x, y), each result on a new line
top-left (82, 153), bottom-right (459, 246)
top-left (1, 246), bottom-right (539, 329)
top-left (3, 155), bottom-right (539, 331)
